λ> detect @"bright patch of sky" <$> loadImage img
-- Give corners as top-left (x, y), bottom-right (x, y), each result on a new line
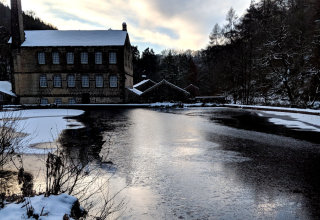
top-left (6, 0), bottom-right (252, 53)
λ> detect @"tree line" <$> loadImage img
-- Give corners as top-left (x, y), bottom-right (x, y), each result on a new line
top-left (133, 0), bottom-right (320, 107)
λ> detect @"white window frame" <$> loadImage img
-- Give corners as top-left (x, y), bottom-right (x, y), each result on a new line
top-left (53, 75), bottom-right (62, 88)
top-left (81, 75), bottom-right (89, 88)
top-left (66, 52), bottom-right (74, 64)
top-left (109, 52), bottom-right (117, 64)
top-left (67, 74), bottom-right (76, 88)
top-left (81, 52), bottom-right (88, 64)
top-left (95, 52), bottom-right (103, 64)
top-left (38, 52), bottom-right (46, 65)
top-left (52, 52), bottom-right (60, 64)
top-left (95, 75), bottom-right (103, 88)
top-left (39, 75), bottom-right (47, 88)
top-left (109, 75), bottom-right (118, 88)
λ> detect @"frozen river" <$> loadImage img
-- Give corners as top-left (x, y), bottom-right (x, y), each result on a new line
top-left (60, 107), bottom-right (320, 219)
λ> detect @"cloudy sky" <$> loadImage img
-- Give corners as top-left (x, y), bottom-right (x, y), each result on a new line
top-left (14, 0), bottom-right (251, 53)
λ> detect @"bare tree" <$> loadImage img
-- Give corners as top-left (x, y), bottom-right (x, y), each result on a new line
top-left (224, 7), bottom-right (239, 44)
top-left (209, 23), bottom-right (223, 46)
top-left (0, 111), bottom-right (23, 168)
top-left (0, 111), bottom-right (25, 208)
top-left (44, 135), bottom-right (127, 219)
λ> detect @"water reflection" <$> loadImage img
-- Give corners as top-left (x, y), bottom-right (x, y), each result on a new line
top-left (60, 108), bottom-right (320, 219)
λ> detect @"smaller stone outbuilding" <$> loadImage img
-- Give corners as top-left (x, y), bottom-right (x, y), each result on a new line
top-left (126, 87), bottom-right (143, 103)
top-left (184, 84), bottom-right (200, 97)
top-left (0, 81), bottom-right (17, 105)
top-left (140, 80), bottom-right (190, 102)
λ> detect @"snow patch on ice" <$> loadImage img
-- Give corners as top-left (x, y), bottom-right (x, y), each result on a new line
top-left (226, 104), bottom-right (320, 114)
top-left (0, 109), bottom-right (85, 154)
top-left (224, 104), bottom-right (320, 115)
top-left (261, 111), bottom-right (320, 132)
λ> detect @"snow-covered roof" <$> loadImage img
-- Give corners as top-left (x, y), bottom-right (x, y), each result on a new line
top-left (0, 81), bottom-right (16, 97)
top-left (143, 79), bottom-right (190, 95)
top-left (133, 79), bottom-right (156, 88)
top-left (128, 88), bottom-right (143, 96)
top-left (9, 30), bottom-right (128, 47)
top-left (185, 84), bottom-right (200, 90)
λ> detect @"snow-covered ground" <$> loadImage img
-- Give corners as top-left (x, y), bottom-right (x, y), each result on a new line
top-left (0, 194), bottom-right (79, 220)
top-left (0, 109), bottom-right (84, 154)
top-left (226, 104), bottom-right (320, 114)
top-left (224, 104), bottom-right (320, 132)
top-left (257, 111), bottom-right (320, 132)
top-left (149, 102), bottom-right (217, 107)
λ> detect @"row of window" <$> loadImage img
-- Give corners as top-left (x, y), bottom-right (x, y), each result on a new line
top-left (41, 98), bottom-right (76, 105)
top-left (38, 52), bottom-right (117, 65)
top-left (39, 75), bottom-right (118, 88)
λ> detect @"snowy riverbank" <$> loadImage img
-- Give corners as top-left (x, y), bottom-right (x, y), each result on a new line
top-left (225, 104), bottom-right (320, 115)
top-left (0, 109), bottom-right (85, 154)
top-left (224, 104), bottom-right (320, 132)
top-left (257, 111), bottom-right (320, 132)
top-left (0, 194), bottom-right (84, 220)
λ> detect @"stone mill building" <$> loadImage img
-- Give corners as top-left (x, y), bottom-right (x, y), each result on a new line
top-left (10, 0), bottom-right (133, 105)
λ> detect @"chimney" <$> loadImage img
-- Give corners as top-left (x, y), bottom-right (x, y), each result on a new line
top-left (11, 0), bottom-right (25, 48)
top-left (122, 22), bottom-right (127, 31)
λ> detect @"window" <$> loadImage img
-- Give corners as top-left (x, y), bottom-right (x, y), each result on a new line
top-left (95, 52), bottom-right (102, 64)
top-left (109, 75), bottom-right (118, 88)
top-left (52, 52), bottom-right (60, 64)
top-left (66, 52), bottom-right (74, 64)
top-left (81, 52), bottom-right (88, 64)
top-left (109, 52), bottom-right (117, 64)
top-left (53, 75), bottom-right (62, 88)
top-left (95, 75), bottom-right (103, 88)
top-left (40, 98), bottom-right (48, 105)
top-left (68, 98), bottom-right (76, 104)
top-left (39, 75), bottom-right (47, 88)
top-left (81, 75), bottom-right (89, 88)
top-left (0, 94), bottom-right (3, 102)
top-left (67, 75), bottom-right (75, 88)
top-left (55, 98), bottom-right (62, 105)
top-left (38, 52), bottom-right (46, 64)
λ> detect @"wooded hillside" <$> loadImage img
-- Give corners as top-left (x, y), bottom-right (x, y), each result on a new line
top-left (0, 2), bottom-right (56, 80)
top-left (134, 0), bottom-right (320, 108)
top-left (0, 1), bottom-right (56, 33)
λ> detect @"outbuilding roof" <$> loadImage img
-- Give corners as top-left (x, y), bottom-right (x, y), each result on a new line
top-left (9, 30), bottom-right (128, 47)
top-left (143, 79), bottom-right (190, 95)
top-left (133, 79), bottom-right (155, 88)
top-left (128, 88), bottom-right (143, 96)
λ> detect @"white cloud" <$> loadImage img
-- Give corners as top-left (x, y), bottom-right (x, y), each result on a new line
top-left (21, 0), bottom-right (252, 52)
